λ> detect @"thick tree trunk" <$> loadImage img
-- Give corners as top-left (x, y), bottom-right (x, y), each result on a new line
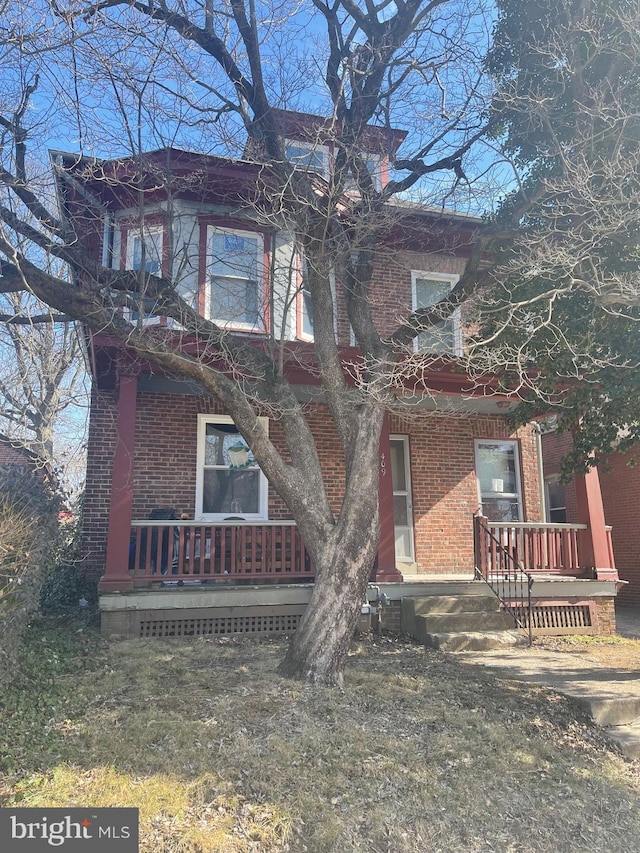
top-left (278, 403), bottom-right (383, 687)
top-left (278, 507), bottom-right (380, 686)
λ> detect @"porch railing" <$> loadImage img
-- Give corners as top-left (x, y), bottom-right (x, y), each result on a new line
top-left (128, 520), bottom-right (314, 584)
top-left (477, 519), bottom-right (587, 576)
top-left (473, 515), bottom-right (533, 644)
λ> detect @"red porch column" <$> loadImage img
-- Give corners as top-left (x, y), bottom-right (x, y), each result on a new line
top-left (574, 463), bottom-right (618, 581)
top-left (375, 414), bottom-right (403, 582)
top-left (99, 371), bottom-right (138, 591)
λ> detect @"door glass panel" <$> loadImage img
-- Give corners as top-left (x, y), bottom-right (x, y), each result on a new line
top-left (390, 441), bottom-right (406, 491)
top-left (393, 495), bottom-right (408, 526)
top-left (390, 436), bottom-right (414, 562)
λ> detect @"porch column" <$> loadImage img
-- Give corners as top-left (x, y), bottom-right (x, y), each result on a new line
top-left (100, 370), bottom-right (138, 591)
top-left (574, 463), bottom-right (618, 581)
top-left (375, 414), bottom-right (403, 582)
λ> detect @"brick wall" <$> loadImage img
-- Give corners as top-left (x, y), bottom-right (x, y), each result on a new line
top-left (80, 387), bottom-right (118, 581)
top-left (388, 413), bottom-right (541, 574)
top-left (592, 596), bottom-right (616, 635)
top-left (82, 389), bottom-right (541, 580)
top-left (599, 450), bottom-right (640, 606)
top-left (542, 434), bottom-right (640, 605)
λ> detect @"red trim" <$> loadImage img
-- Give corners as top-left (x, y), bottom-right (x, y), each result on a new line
top-left (375, 415), bottom-right (403, 581)
top-left (574, 463), bottom-right (617, 578)
top-left (100, 373), bottom-right (138, 591)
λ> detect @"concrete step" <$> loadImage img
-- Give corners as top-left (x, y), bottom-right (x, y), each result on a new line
top-left (605, 722), bottom-right (640, 759)
top-left (576, 695), bottom-right (640, 728)
top-left (402, 593), bottom-right (500, 637)
top-left (425, 630), bottom-right (528, 653)
top-left (410, 594), bottom-right (501, 616)
top-left (414, 609), bottom-right (516, 642)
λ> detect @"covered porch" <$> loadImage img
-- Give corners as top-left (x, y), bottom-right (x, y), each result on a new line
top-left (95, 360), bottom-right (619, 602)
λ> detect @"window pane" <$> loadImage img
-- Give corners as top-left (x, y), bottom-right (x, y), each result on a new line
top-left (285, 142), bottom-right (325, 172)
top-left (132, 232), bottom-right (162, 273)
top-left (393, 494), bottom-right (408, 526)
top-left (209, 232), bottom-right (258, 278)
top-left (210, 276), bottom-right (259, 325)
top-left (390, 440), bottom-right (406, 492)
top-left (476, 442), bottom-right (518, 495)
top-left (415, 277), bottom-right (455, 353)
top-left (481, 497), bottom-right (521, 523)
top-left (204, 424), bottom-right (255, 467)
top-left (203, 469), bottom-right (260, 515)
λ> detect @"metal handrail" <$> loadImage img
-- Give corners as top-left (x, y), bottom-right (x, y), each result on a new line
top-left (486, 521), bottom-right (587, 530)
top-left (474, 515), bottom-right (533, 645)
top-left (131, 519), bottom-right (298, 527)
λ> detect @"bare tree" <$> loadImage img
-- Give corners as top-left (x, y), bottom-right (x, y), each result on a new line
top-left (0, 0), bottom-right (638, 682)
top-left (0, 292), bottom-right (86, 468)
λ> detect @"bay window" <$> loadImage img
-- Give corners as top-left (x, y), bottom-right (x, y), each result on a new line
top-left (124, 225), bottom-right (164, 324)
top-left (206, 227), bottom-right (264, 330)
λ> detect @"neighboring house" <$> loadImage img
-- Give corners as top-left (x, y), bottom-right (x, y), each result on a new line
top-left (0, 433), bottom-right (54, 485)
top-left (542, 428), bottom-right (638, 606)
top-left (54, 111), bottom-right (619, 638)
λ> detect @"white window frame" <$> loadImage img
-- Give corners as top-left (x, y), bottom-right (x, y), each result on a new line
top-left (474, 439), bottom-right (523, 522)
top-left (285, 139), bottom-right (330, 179)
top-left (295, 249), bottom-right (338, 343)
top-left (344, 153), bottom-right (382, 192)
top-left (195, 414), bottom-right (269, 521)
top-left (124, 225), bottom-right (164, 326)
top-left (297, 251), bottom-right (314, 342)
top-left (411, 271), bottom-right (462, 356)
top-left (205, 225), bottom-right (264, 331)
top-left (545, 475), bottom-right (567, 524)
top-left (390, 434), bottom-right (415, 563)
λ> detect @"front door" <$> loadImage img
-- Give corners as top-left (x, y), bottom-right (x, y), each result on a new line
top-left (390, 435), bottom-right (415, 563)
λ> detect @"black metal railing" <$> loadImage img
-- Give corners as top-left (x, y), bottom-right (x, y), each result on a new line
top-left (473, 514), bottom-right (533, 645)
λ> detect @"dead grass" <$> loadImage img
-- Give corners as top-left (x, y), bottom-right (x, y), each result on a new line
top-left (3, 631), bottom-right (640, 852)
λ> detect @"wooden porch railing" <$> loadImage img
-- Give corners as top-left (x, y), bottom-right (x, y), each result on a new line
top-left (128, 520), bottom-right (314, 584)
top-left (474, 517), bottom-right (587, 577)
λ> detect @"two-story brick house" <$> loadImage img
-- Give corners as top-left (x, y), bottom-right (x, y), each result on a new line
top-left (57, 111), bottom-right (620, 638)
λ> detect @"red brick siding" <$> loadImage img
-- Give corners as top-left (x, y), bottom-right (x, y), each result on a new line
top-left (599, 450), bottom-right (640, 606)
top-left (82, 389), bottom-right (541, 579)
top-left (389, 414), bottom-right (541, 574)
top-left (0, 444), bottom-right (32, 466)
top-left (80, 387), bottom-right (119, 580)
top-left (332, 251), bottom-right (469, 345)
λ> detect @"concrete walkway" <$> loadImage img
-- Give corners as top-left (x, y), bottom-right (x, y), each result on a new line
top-left (456, 606), bottom-right (640, 759)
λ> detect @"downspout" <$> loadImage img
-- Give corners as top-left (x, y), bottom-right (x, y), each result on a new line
top-left (530, 421), bottom-right (547, 521)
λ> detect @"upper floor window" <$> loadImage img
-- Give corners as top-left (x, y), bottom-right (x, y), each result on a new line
top-left (126, 227), bottom-right (163, 274)
top-left (411, 271), bottom-right (461, 355)
top-left (206, 226), bottom-right (264, 330)
top-left (345, 154), bottom-right (382, 191)
top-left (297, 253), bottom-right (314, 341)
top-left (285, 139), bottom-right (329, 179)
top-left (123, 225), bottom-right (164, 325)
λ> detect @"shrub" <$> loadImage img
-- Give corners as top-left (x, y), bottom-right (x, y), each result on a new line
top-left (0, 465), bottom-right (62, 687)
